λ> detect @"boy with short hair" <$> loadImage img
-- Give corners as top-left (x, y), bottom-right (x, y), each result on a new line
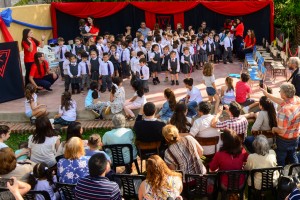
top-left (120, 42), bottom-right (130, 78)
top-left (223, 30), bottom-right (233, 64)
top-left (183, 78), bottom-right (203, 117)
top-left (63, 52), bottom-right (72, 92)
top-left (139, 58), bottom-right (150, 93)
top-left (99, 53), bottom-right (114, 93)
top-left (55, 37), bottom-right (69, 80)
top-left (79, 52), bottom-right (91, 91)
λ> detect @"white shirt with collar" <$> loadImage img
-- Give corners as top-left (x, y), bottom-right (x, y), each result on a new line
top-left (63, 59), bottom-right (70, 75)
top-left (139, 64), bottom-right (149, 80)
top-left (223, 36), bottom-right (233, 49)
top-left (190, 114), bottom-right (221, 155)
top-left (109, 51), bottom-right (120, 61)
top-left (99, 60), bottom-right (114, 76)
top-left (55, 45), bottom-right (68, 62)
top-left (79, 60), bottom-right (91, 75)
top-left (120, 48), bottom-right (130, 64)
top-left (72, 44), bottom-right (86, 55)
top-left (188, 46), bottom-right (194, 55)
top-left (130, 57), bottom-right (140, 74)
top-left (181, 53), bottom-right (193, 65)
top-left (187, 86), bottom-right (202, 103)
top-left (96, 43), bottom-right (104, 59)
top-left (135, 46), bottom-right (146, 55)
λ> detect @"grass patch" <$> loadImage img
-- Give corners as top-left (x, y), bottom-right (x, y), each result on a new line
top-left (7, 128), bottom-right (111, 151)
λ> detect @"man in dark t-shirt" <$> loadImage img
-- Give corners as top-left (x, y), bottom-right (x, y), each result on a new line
top-left (134, 102), bottom-right (166, 143)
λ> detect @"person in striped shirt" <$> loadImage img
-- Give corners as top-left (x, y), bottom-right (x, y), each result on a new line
top-left (75, 153), bottom-right (121, 200)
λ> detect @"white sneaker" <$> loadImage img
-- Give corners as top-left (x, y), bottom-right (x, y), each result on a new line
top-left (242, 106), bottom-right (249, 114)
top-left (49, 118), bottom-right (54, 124)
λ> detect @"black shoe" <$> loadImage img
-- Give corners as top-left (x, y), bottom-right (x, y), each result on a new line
top-left (95, 114), bottom-right (104, 120)
top-left (223, 62), bottom-right (227, 64)
top-left (156, 77), bottom-right (160, 84)
top-left (229, 60), bottom-right (233, 63)
top-left (77, 89), bottom-right (80, 94)
top-left (45, 88), bottom-right (53, 91)
top-left (108, 89), bottom-right (111, 92)
top-left (72, 90), bottom-right (75, 94)
top-left (176, 80), bottom-right (179, 85)
top-left (100, 90), bottom-right (106, 93)
top-left (153, 80), bottom-right (157, 85)
top-left (171, 80), bottom-right (175, 85)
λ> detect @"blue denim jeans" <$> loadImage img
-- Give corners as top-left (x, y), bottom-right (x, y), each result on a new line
top-left (276, 136), bottom-right (299, 166)
top-left (244, 136), bottom-right (255, 153)
top-left (187, 101), bottom-right (198, 117)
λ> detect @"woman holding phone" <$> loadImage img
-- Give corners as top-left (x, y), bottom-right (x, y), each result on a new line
top-left (21, 29), bottom-right (45, 86)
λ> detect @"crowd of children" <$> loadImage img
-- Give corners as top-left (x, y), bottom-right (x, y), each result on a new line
top-left (23, 18), bottom-right (259, 122)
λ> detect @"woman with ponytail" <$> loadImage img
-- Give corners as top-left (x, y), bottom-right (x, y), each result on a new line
top-left (162, 125), bottom-right (206, 183)
top-left (29, 52), bottom-right (58, 91)
top-left (22, 29), bottom-right (45, 86)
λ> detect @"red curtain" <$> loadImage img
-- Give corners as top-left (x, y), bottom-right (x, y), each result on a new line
top-left (0, 18), bottom-right (13, 42)
top-left (51, 1), bottom-right (274, 40)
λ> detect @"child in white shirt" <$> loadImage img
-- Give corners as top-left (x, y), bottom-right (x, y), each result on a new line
top-left (79, 52), bottom-right (90, 91)
top-left (139, 58), bottom-right (149, 93)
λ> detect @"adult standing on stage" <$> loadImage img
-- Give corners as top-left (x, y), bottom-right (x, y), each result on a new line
top-left (29, 52), bottom-right (58, 91)
top-left (86, 16), bottom-right (99, 40)
top-left (240, 30), bottom-right (256, 59)
top-left (232, 18), bottom-right (244, 57)
top-left (22, 29), bottom-right (45, 86)
top-left (138, 22), bottom-right (151, 39)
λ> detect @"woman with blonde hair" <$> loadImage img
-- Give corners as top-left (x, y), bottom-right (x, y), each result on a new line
top-left (57, 137), bottom-right (90, 184)
top-left (163, 125), bottom-right (206, 182)
top-left (138, 155), bottom-right (183, 200)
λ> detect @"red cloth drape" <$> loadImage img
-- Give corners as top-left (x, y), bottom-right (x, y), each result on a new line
top-left (131, 2), bottom-right (198, 29)
top-left (51, 1), bottom-right (274, 40)
top-left (0, 17), bottom-right (13, 42)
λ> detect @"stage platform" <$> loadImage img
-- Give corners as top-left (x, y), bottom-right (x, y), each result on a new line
top-left (0, 61), bottom-right (284, 123)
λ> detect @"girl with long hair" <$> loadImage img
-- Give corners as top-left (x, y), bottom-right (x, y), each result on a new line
top-left (244, 96), bottom-right (278, 153)
top-left (123, 80), bottom-right (146, 120)
top-left (220, 77), bottom-right (236, 105)
top-left (53, 91), bottom-right (77, 126)
top-left (156, 88), bottom-right (176, 123)
top-left (24, 83), bottom-right (47, 121)
top-left (28, 116), bottom-right (60, 168)
top-left (170, 103), bottom-right (192, 133)
top-left (29, 52), bottom-right (58, 91)
top-left (138, 155), bottom-right (183, 199)
top-left (107, 77), bottom-right (125, 114)
top-left (21, 28), bottom-right (45, 86)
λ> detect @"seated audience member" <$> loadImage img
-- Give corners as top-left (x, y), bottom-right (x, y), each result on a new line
top-left (189, 102), bottom-right (221, 155)
top-left (156, 88), bottom-right (176, 123)
top-left (183, 78), bottom-right (202, 118)
top-left (28, 116), bottom-right (61, 168)
top-left (244, 135), bottom-right (279, 190)
top-left (85, 134), bottom-right (110, 161)
top-left (124, 80), bottom-right (147, 120)
top-left (134, 102), bottom-right (166, 144)
top-left (235, 73), bottom-right (259, 113)
top-left (138, 155), bottom-right (183, 199)
top-left (211, 101), bottom-right (248, 139)
top-left (0, 147), bottom-right (34, 183)
top-left (244, 96), bottom-right (277, 153)
top-left (0, 177), bottom-right (31, 200)
top-left (209, 129), bottom-right (248, 188)
top-left (0, 125), bottom-right (10, 149)
top-left (163, 125), bottom-right (206, 181)
top-left (29, 52), bottom-right (58, 91)
top-left (75, 153), bottom-right (121, 200)
top-left (56, 121), bottom-right (87, 157)
top-left (170, 103), bottom-right (192, 133)
top-left (102, 114), bottom-right (137, 164)
top-left (57, 137), bottom-right (90, 184)
top-left (261, 83), bottom-right (300, 166)
top-left (220, 77), bottom-right (235, 105)
top-left (31, 162), bottom-right (60, 200)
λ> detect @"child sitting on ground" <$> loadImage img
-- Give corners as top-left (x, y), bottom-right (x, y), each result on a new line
top-left (85, 81), bottom-right (108, 120)
top-left (54, 91), bottom-right (77, 126)
top-left (24, 83), bottom-right (47, 124)
top-left (182, 78), bottom-right (202, 118)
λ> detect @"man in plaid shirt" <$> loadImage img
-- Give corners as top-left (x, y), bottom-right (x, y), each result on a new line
top-left (211, 101), bottom-right (248, 139)
top-left (262, 83), bottom-right (300, 166)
